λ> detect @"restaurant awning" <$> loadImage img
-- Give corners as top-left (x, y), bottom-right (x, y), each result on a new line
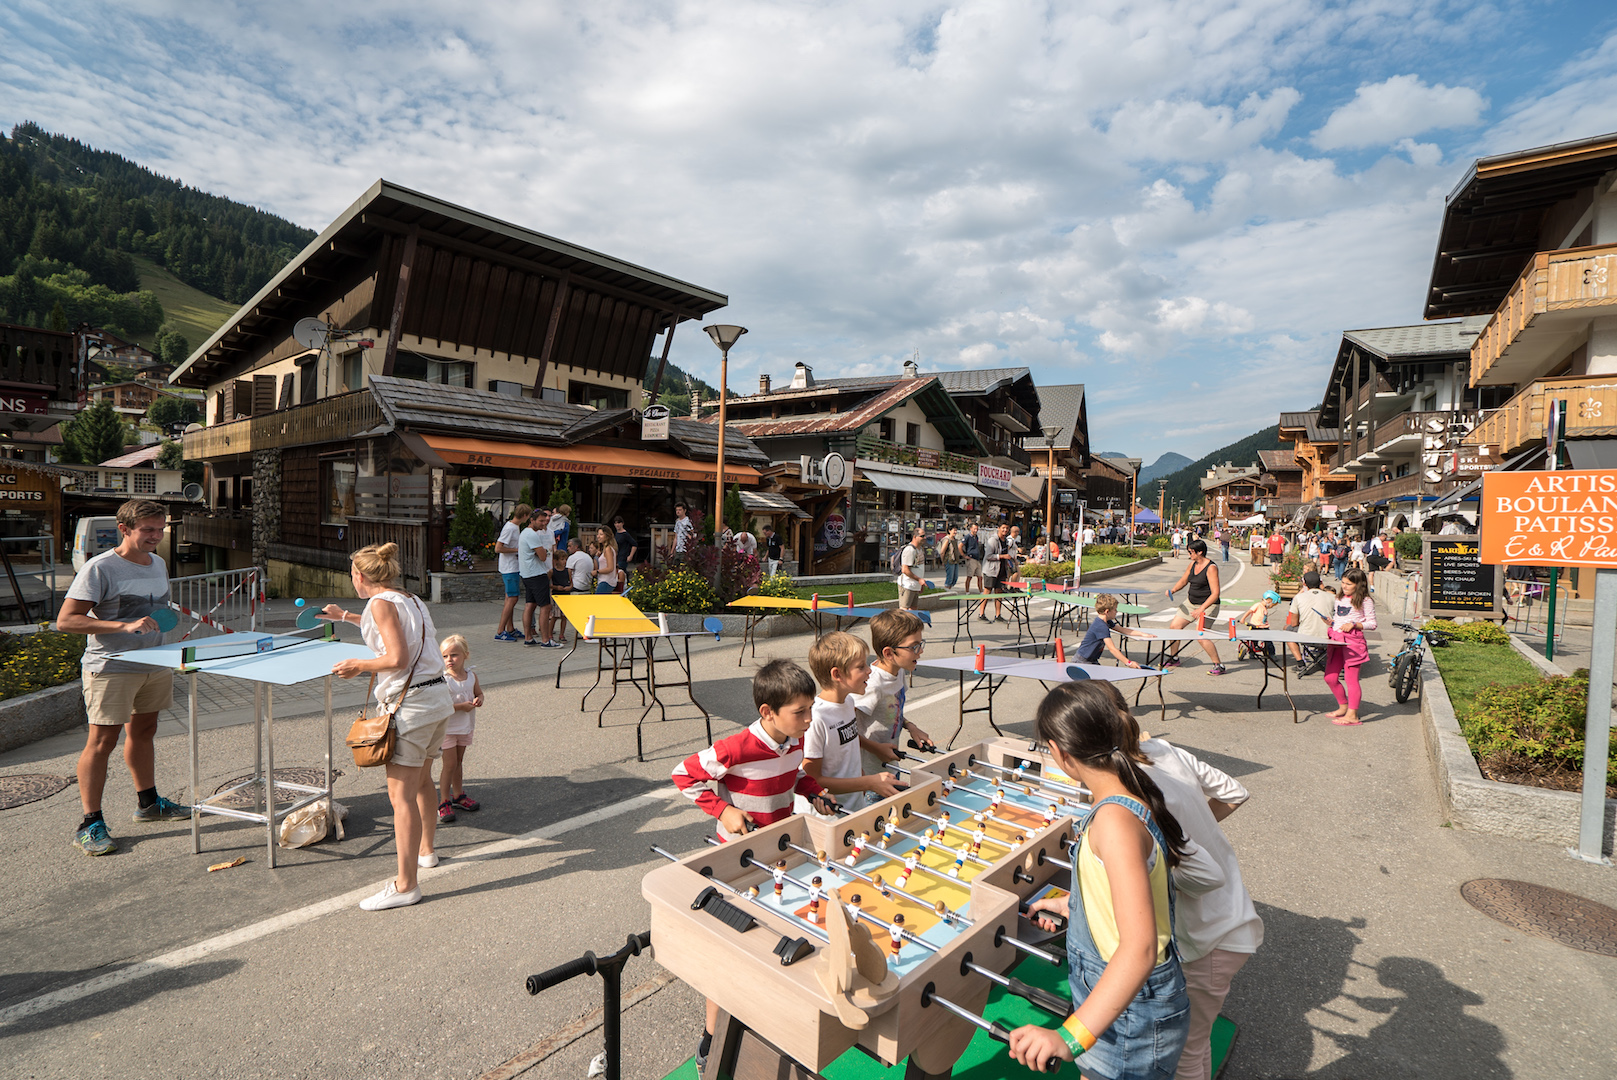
top-left (419, 434), bottom-right (763, 485)
top-left (862, 468), bottom-right (983, 498)
top-left (976, 474), bottom-right (1045, 505)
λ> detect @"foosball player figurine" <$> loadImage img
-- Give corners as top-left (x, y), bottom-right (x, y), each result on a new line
top-left (895, 851), bottom-right (919, 890)
top-left (888, 914), bottom-right (905, 959)
top-left (970, 825), bottom-right (986, 856)
top-left (937, 811), bottom-right (951, 838)
top-left (817, 848), bottom-right (838, 879)
top-left (990, 786), bottom-right (1004, 810)
top-left (1044, 803), bottom-right (1058, 825)
top-left (872, 872), bottom-right (891, 900)
top-left (747, 885), bottom-right (761, 900)
top-left (1023, 783), bottom-right (1037, 797)
top-left (941, 777), bottom-right (955, 795)
top-left (848, 893), bottom-right (862, 917)
top-left (934, 900), bottom-right (954, 927)
top-left (808, 876), bottom-right (824, 923)
top-left (773, 859), bottom-right (787, 900)
top-left (949, 850), bottom-right (966, 878)
top-left (880, 818), bottom-right (895, 848)
top-left (845, 831), bottom-right (869, 866)
top-left (916, 828), bottom-right (934, 856)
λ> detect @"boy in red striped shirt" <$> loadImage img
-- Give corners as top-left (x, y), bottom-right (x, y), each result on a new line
top-left (672, 659), bottom-right (837, 1069)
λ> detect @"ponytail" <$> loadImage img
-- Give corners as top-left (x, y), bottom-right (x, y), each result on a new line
top-left (1035, 682), bottom-right (1191, 867)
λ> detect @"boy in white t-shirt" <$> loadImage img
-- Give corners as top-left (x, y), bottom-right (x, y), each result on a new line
top-left (851, 610), bottom-right (936, 774)
top-left (494, 504), bottom-right (532, 641)
top-left (802, 632), bottom-right (903, 810)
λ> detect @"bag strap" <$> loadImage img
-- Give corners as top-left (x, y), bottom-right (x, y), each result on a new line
top-left (380, 594), bottom-right (429, 714)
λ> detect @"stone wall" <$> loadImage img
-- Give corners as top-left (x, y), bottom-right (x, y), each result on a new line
top-left (266, 558), bottom-right (357, 600)
top-left (252, 448), bottom-right (282, 584)
top-left (429, 571), bottom-right (509, 604)
top-left (0, 684), bottom-right (85, 754)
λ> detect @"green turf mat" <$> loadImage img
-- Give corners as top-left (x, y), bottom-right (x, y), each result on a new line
top-left (662, 953), bottom-right (1236, 1078)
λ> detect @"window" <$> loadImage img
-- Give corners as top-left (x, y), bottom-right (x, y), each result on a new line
top-left (299, 360), bottom-right (319, 405)
top-left (394, 352), bottom-right (473, 387)
top-left (342, 352), bottom-right (364, 392)
top-left (240, 477), bottom-right (253, 506)
top-left (107, 471), bottom-right (127, 492)
top-left (567, 381), bottom-right (628, 410)
top-left (134, 471), bottom-right (156, 494)
top-left (323, 458), bottom-right (356, 524)
top-left (879, 418), bottom-right (895, 441)
top-left (906, 422), bottom-right (920, 446)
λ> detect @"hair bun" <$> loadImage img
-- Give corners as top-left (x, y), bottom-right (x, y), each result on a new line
top-left (378, 542), bottom-right (399, 558)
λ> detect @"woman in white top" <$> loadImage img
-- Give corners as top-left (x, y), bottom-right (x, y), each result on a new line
top-left (324, 542), bottom-right (455, 911)
top-left (593, 527), bottom-right (617, 595)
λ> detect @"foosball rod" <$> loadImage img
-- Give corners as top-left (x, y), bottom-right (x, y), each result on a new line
top-left (905, 807), bottom-right (1016, 859)
top-left (848, 833), bottom-right (996, 896)
top-left (650, 845), bottom-right (816, 964)
top-left (882, 818), bottom-right (997, 870)
top-left (945, 764), bottom-right (1089, 809)
top-left (768, 837), bottom-right (973, 928)
top-left (934, 797), bottom-right (1034, 847)
top-left (920, 983), bottom-right (1061, 1073)
top-left (903, 740), bottom-right (1088, 800)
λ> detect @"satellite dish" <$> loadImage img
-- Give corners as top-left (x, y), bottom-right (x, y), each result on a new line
top-left (183, 423), bottom-right (203, 434)
top-left (293, 317), bottom-right (331, 351)
top-left (182, 483), bottom-right (204, 501)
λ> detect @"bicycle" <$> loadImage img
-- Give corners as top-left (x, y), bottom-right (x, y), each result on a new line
top-left (1387, 621), bottom-right (1450, 704)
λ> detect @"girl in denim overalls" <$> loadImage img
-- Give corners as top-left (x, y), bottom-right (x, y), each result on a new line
top-left (1008, 682), bottom-right (1192, 1077)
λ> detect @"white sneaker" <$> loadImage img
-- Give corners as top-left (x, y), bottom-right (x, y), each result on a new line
top-left (360, 880), bottom-right (422, 910)
top-left (418, 852), bottom-right (439, 868)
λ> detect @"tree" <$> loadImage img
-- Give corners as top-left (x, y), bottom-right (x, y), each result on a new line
top-left (155, 437), bottom-right (203, 485)
top-left (545, 473), bottom-right (577, 513)
top-left (155, 326), bottom-right (190, 368)
top-left (446, 480), bottom-right (482, 550)
top-left (59, 399), bottom-right (134, 464)
top-left (723, 483), bottom-right (745, 535)
top-left (147, 395), bottom-right (201, 429)
top-left (45, 300), bottom-right (68, 331)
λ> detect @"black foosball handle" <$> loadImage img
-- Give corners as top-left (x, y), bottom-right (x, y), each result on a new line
top-left (1020, 905), bottom-right (1068, 934)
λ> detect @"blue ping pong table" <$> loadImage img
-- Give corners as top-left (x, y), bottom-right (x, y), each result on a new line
top-left (108, 624), bottom-right (374, 868)
top-left (916, 649), bottom-right (1169, 747)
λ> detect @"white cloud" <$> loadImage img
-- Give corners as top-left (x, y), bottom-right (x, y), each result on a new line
top-left (1311, 74), bottom-right (1486, 150)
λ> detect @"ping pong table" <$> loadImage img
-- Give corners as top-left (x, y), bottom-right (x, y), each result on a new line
top-left (1130, 622), bottom-right (1334, 723)
top-left (916, 650), bottom-right (1169, 747)
top-left (725, 593), bottom-right (932, 664)
top-left (108, 623), bottom-right (374, 868)
top-left (551, 594), bottom-right (714, 761)
top-left (933, 590), bottom-right (1037, 649)
top-left (1042, 591), bottom-right (1155, 643)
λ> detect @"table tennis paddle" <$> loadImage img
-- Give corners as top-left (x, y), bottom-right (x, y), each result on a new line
top-left (135, 608), bottom-right (179, 635)
top-left (296, 608), bottom-right (325, 630)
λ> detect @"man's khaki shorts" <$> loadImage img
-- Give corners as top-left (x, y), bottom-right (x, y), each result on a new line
top-left (964, 558), bottom-right (982, 578)
top-left (83, 669), bottom-right (174, 725)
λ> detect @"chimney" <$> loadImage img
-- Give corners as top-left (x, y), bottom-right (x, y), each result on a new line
top-left (792, 363), bottom-right (814, 390)
top-left (691, 390), bottom-right (702, 417)
top-left (903, 358), bottom-right (919, 379)
top-left (759, 373), bottom-right (771, 395)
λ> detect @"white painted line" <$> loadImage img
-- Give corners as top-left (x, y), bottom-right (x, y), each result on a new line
top-left (0, 788), bottom-right (684, 1027)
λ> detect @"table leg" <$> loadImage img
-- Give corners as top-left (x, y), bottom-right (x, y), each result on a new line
top-left (253, 682), bottom-right (263, 814)
top-left (324, 675), bottom-right (334, 824)
top-left (189, 671), bottom-right (201, 855)
top-left (1283, 649), bottom-right (1301, 723)
top-left (1256, 646), bottom-right (1271, 709)
top-left (1156, 673), bottom-right (1166, 725)
top-left (265, 684), bottom-right (276, 870)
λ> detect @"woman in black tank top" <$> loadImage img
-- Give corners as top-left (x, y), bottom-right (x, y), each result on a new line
top-left (1163, 539), bottom-right (1226, 675)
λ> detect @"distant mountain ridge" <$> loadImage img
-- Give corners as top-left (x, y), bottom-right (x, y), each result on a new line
top-left (1156, 426), bottom-right (1285, 517)
top-left (1098, 450), bottom-right (1193, 486)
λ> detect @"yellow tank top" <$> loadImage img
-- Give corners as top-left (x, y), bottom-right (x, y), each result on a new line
top-left (1077, 820), bottom-right (1173, 964)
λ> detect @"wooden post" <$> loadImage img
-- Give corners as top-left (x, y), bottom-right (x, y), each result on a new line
top-left (648, 315), bottom-right (678, 401)
top-left (381, 226), bottom-right (419, 377)
top-left (532, 277), bottom-right (571, 397)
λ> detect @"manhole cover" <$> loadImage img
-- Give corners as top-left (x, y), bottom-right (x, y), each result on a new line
top-left (0, 773), bottom-right (74, 810)
top-left (1460, 879), bottom-right (1617, 956)
top-left (213, 767), bottom-right (342, 809)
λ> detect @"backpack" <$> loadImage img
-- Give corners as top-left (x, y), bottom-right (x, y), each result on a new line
top-left (890, 547), bottom-right (905, 574)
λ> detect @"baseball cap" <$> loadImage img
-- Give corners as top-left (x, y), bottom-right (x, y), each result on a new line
top-left (1264, 590), bottom-right (1282, 604)
top-left (1303, 571), bottom-right (1321, 588)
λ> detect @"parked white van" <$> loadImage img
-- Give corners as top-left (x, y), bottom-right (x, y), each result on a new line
top-left (72, 517), bottom-right (120, 572)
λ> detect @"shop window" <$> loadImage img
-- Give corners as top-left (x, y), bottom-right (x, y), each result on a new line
top-left (906, 422), bottom-right (920, 446)
top-left (568, 381), bottom-right (628, 410)
top-left (323, 458), bottom-right (356, 524)
top-left (134, 472), bottom-right (156, 494)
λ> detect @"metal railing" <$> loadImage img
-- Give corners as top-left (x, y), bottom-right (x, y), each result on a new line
top-left (183, 390), bottom-right (384, 459)
top-left (854, 433), bottom-right (980, 476)
top-left (0, 535), bottom-right (56, 627)
top-left (168, 567), bottom-right (262, 639)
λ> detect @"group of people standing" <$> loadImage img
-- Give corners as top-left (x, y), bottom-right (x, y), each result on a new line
top-left (492, 503), bottom-right (642, 648)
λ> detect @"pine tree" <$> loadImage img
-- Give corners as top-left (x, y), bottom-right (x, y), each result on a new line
top-left (723, 483), bottom-right (745, 534)
top-left (60, 399), bottom-right (133, 464)
top-left (445, 480), bottom-right (481, 550)
top-left (546, 473), bottom-right (577, 513)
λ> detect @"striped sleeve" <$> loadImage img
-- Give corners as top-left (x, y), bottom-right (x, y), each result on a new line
top-left (671, 743), bottom-right (731, 820)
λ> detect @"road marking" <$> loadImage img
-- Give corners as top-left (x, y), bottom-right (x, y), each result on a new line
top-left (0, 788), bottom-right (684, 1028)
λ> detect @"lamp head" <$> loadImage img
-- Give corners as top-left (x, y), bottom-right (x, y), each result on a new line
top-left (704, 324), bottom-right (749, 351)
top-left (1042, 424), bottom-right (1063, 444)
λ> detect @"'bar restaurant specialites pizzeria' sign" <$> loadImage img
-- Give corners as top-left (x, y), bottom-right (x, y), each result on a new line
top-left (1479, 470), bottom-right (1617, 567)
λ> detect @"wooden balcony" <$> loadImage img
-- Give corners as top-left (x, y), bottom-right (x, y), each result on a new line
top-left (853, 433), bottom-right (980, 476)
top-left (1471, 243), bottom-right (1617, 387)
top-left (183, 390), bottom-right (384, 460)
top-left (1463, 374), bottom-right (1617, 456)
top-left (1370, 410), bottom-right (1482, 454)
top-left (182, 512), bottom-right (252, 550)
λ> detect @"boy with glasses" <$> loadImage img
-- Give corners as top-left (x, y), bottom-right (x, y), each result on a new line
top-left (851, 610), bottom-right (936, 774)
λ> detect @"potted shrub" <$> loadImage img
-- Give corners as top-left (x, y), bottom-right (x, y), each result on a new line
top-left (442, 545), bottom-right (476, 573)
top-left (1271, 551), bottom-right (1305, 597)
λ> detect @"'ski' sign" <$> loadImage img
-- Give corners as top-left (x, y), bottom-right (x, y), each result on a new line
top-left (1479, 470), bottom-right (1617, 567)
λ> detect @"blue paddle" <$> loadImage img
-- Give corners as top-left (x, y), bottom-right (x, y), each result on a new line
top-left (136, 607), bottom-right (179, 635)
top-left (296, 608), bottom-right (325, 630)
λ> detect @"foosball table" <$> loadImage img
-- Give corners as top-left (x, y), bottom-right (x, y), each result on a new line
top-left (644, 737), bottom-right (1088, 1078)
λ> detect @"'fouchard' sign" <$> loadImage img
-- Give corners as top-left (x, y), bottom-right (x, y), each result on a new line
top-left (1479, 470), bottom-right (1617, 568)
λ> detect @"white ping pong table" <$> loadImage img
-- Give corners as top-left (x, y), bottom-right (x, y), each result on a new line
top-left (108, 624), bottom-right (374, 868)
top-left (1131, 624), bottom-right (1334, 723)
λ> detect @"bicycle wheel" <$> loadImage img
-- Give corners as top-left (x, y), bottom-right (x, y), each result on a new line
top-left (1393, 651), bottom-right (1419, 703)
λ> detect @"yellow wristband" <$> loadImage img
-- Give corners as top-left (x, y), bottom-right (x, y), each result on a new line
top-left (1059, 1015), bottom-right (1096, 1055)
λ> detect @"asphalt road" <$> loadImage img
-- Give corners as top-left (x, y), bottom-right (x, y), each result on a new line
top-left (3, 558), bottom-right (1615, 1079)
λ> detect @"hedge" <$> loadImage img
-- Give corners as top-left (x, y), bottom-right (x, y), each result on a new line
top-left (0, 630), bottom-right (86, 702)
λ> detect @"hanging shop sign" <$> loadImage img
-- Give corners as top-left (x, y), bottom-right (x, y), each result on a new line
top-left (1478, 469), bottom-right (1617, 568)
top-left (977, 463), bottom-right (1012, 490)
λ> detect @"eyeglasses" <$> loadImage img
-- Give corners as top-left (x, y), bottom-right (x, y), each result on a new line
top-left (893, 642), bottom-right (926, 654)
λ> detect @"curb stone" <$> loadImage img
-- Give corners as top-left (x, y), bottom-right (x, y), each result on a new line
top-left (1420, 657), bottom-right (1614, 854)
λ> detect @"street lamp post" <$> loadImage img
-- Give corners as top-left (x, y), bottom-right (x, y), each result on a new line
top-left (703, 324), bottom-right (748, 543)
top-left (1041, 423), bottom-right (1061, 558)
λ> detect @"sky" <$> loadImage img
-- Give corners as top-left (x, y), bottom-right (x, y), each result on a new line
top-left (5, 0), bottom-right (1617, 465)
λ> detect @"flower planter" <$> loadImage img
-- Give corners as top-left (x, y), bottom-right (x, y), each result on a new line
top-left (1273, 581), bottom-right (1301, 598)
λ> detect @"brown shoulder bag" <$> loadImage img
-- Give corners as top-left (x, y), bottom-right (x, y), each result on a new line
top-left (345, 597), bottom-right (427, 768)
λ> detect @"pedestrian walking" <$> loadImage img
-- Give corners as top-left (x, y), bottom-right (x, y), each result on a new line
top-left (963, 522), bottom-right (984, 594)
top-left (1214, 525), bottom-right (1229, 563)
top-left (940, 525), bottom-right (963, 590)
top-left (57, 499), bottom-right (192, 857)
top-left (978, 523), bottom-right (1011, 622)
top-left (673, 502), bottom-right (693, 553)
top-left (613, 516), bottom-right (639, 581)
top-left (898, 527), bottom-right (926, 609)
top-left (1266, 530), bottom-right (1284, 566)
top-left (762, 524), bottom-right (784, 578)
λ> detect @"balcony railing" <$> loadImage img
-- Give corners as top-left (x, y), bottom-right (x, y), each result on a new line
top-left (0, 324), bottom-right (79, 402)
top-left (988, 399), bottom-right (1033, 434)
top-left (182, 512), bottom-right (252, 550)
top-left (1472, 243), bottom-right (1617, 385)
top-left (1464, 374), bottom-right (1617, 456)
top-left (183, 390), bottom-right (384, 459)
top-left (854, 433), bottom-right (980, 476)
top-left (983, 436), bottom-right (1032, 468)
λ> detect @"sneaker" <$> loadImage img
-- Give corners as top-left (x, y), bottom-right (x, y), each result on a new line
top-left (994, 616), bottom-right (1008, 624)
top-left (452, 793), bottom-right (480, 812)
top-left (132, 795), bottom-right (193, 822)
top-left (438, 800), bottom-right (456, 823)
top-left (418, 852), bottom-right (440, 868)
top-left (73, 820), bottom-right (117, 856)
top-left (496, 630), bottom-right (521, 642)
top-left (359, 880), bottom-right (422, 910)
top-left (1162, 656), bottom-right (1182, 668)
top-left (524, 637), bottom-right (541, 647)
top-left (541, 639), bottom-right (564, 648)
top-left (1208, 665), bottom-right (1228, 676)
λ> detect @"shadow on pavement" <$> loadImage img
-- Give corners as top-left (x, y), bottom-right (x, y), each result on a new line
top-left (1229, 903), bottom-right (1509, 1078)
top-left (0, 959), bottom-right (244, 1036)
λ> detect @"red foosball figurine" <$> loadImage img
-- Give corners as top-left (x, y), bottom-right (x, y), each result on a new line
top-left (773, 860), bottom-right (787, 900)
top-left (888, 914), bottom-right (905, 957)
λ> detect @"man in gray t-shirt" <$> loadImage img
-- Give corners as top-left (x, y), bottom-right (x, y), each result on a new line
top-left (57, 499), bottom-right (190, 857)
top-left (977, 524), bottom-right (1009, 622)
